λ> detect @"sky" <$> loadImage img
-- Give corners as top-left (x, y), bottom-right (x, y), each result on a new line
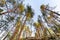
top-left (23, 0), bottom-right (60, 36)
top-left (24, 0), bottom-right (60, 22)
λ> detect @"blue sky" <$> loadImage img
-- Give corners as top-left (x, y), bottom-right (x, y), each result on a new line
top-left (24, 0), bottom-right (60, 22)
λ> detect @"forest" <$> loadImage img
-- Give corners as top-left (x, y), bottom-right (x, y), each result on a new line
top-left (0, 0), bottom-right (60, 40)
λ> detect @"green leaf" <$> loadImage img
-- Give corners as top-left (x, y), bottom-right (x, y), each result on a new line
top-left (0, 9), bottom-right (3, 12)
top-left (18, 3), bottom-right (25, 13)
top-left (10, 16), bottom-right (14, 20)
top-left (0, 0), bottom-right (6, 7)
top-left (8, 0), bottom-right (16, 4)
top-left (26, 5), bottom-right (34, 19)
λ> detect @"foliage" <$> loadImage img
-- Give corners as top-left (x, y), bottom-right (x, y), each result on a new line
top-left (25, 5), bottom-right (34, 21)
top-left (0, 0), bottom-right (6, 7)
top-left (40, 4), bottom-right (46, 11)
top-left (7, 0), bottom-right (16, 4)
top-left (33, 22), bottom-right (41, 28)
top-left (18, 3), bottom-right (25, 13)
top-left (0, 9), bottom-right (3, 13)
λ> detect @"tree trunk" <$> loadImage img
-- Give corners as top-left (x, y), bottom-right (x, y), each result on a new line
top-left (10, 21), bottom-right (20, 40)
top-left (17, 17), bottom-right (27, 40)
